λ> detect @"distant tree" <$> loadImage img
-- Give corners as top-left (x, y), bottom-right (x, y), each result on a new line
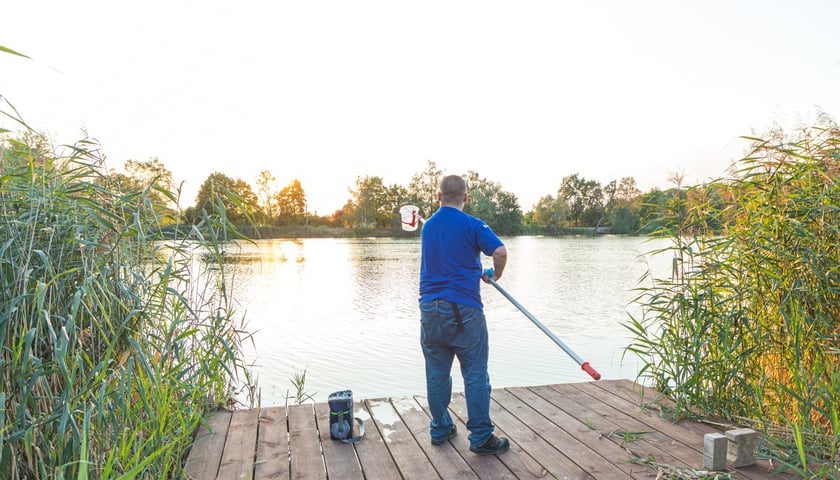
top-left (463, 171), bottom-right (523, 235)
top-left (615, 177), bottom-right (641, 201)
top-left (124, 157), bottom-right (173, 189)
top-left (1, 130), bottom-right (56, 170)
top-left (98, 157), bottom-right (178, 223)
top-left (598, 180), bottom-right (617, 230)
top-left (384, 183), bottom-right (410, 228)
top-left (609, 204), bottom-right (640, 234)
top-left (608, 177), bottom-right (642, 234)
top-left (274, 179), bottom-right (306, 225)
top-left (557, 174), bottom-right (604, 227)
top-left (337, 200), bottom-right (355, 228)
top-left (256, 170), bottom-right (277, 222)
top-left (636, 187), bottom-right (684, 234)
top-left (124, 157), bottom-right (176, 206)
top-left (193, 172), bottom-right (258, 225)
top-left (407, 160), bottom-right (443, 219)
top-left (528, 195), bottom-right (568, 234)
top-left (348, 176), bottom-right (392, 228)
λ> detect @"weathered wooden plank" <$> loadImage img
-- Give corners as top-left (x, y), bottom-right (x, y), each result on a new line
top-left (593, 379), bottom-right (660, 411)
top-left (482, 391), bottom-right (596, 479)
top-left (186, 380), bottom-right (796, 480)
top-left (506, 386), bottom-right (652, 480)
top-left (255, 406), bottom-right (290, 480)
top-left (288, 403), bottom-right (326, 480)
top-left (217, 409), bottom-right (260, 479)
top-left (498, 387), bottom-right (633, 479)
top-left (449, 392), bottom-right (550, 479)
top-left (531, 383), bottom-right (693, 475)
top-left (585, 381), bottom-right (795, 479)
top-left (313, 402), bottom-right (364, 479)
top-left (366, 397), bottom-right (440, 479)
top-left (184, 409), bottom-right (232, 479)
top-left (576, 381), bottom-right (711, 448)
top-left (594, 379), bottom-right (727, 437)
top-left (587, 382), bottom-right (702, 455)
top-left (544, 383), bottom-right (702, 469)
top-left (352, 400), bottom-right (404, 479)
top-left (415, 395), bottom-right (519, 480)
top-left (391, 396), bottom-right (479, 480)
top-left (592, 379), bottom-right (720, 438)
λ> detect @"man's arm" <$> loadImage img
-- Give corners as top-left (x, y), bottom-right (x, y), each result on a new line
top-left (489, 245), bottom-right (507, 281)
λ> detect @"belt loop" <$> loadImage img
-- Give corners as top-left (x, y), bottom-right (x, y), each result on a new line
top-left (450, 302), bottom-right (464, 333)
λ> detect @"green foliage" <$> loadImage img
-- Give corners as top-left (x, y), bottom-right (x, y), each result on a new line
top-left (607, 177), bottom-right (643, 234)
top-left (558, 173), bottom-right (604, 227)
top-left (463, 171), bottom-right (523, 235)
top-left (255, 169), bottom-right (277, 221)
top-left (609, 205), bottom-right (640, 234)
top-left (406, 160), bottom-right (443, 218)
top-left (185, 159), bottom-right (658, 236)
top-left (99, 157), bottom-right (180, 227)
top-left (0, 123), bottom-right (252, 477)
top-left (624, 120), bottom-right (840, 477)
top-left (288, 368), bottom-right (316, 404)
top-left (347, 175), bottom-right (409, 229)
top-left (636, 188), bottom-right (683, 235)
top-left (347, 175), bottom-right (389, 228)
top-left (275, 179), bottom-right (307, 225)
top-left (192, 172), bottom-right (259, 226)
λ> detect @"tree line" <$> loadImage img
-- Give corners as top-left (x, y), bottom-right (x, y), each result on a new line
top-left (109, 158), bottom-right (693, 236)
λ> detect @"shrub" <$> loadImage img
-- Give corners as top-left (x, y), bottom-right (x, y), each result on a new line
top-left (625, 118), bottom-right (840, 477)
top-left (0, 109), bottom-right (252, 478)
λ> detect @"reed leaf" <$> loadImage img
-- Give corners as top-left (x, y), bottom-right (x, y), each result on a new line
top-left (624, 120), bottom-right (840, 477)
top-left (1, 105), bottom-right (254, 477)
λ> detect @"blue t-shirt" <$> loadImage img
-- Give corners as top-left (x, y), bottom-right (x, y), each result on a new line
top-left (419, 206), bottom-right (504, 309)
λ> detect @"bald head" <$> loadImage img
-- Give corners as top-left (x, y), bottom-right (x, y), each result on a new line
top-left (439, 175), bottom-right (467, 207)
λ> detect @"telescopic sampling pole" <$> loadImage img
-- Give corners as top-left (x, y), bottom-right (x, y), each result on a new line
top-left (484, 271), bottom-right (601, 380)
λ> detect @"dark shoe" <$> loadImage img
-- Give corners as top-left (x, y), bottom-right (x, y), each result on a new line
top-left (431, 425), bottom-right (457, 445)
top-left (469, 434), bottom-right (510, 455)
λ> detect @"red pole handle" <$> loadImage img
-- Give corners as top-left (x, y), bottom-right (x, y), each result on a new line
top-left (581, 362), bottom-right (601, 380)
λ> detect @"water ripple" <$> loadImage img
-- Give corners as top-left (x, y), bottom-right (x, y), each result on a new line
top-left (231, 236), bottom-right (671, 405)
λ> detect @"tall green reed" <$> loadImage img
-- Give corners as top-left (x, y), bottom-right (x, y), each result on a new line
top-left (624, 119), bottom-right (840, 477)
top-left (0, 101), bottom-right (254, 478)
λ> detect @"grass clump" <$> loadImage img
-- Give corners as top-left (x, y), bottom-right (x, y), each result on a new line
top-left (0, 99), bottom-right (253, 478)
top-left (624, 115), bottom-right (840, 477)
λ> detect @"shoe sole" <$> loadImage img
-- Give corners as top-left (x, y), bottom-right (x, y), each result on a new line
top-left (469, 438), bottom-right (510, 455)
top-left (431, 428), bottom-right (457, 445)
top-left (469, 446), bottom-right (510, 456)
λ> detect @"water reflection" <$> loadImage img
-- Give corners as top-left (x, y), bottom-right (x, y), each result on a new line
top-left (227, 236), bottom-right (671, 405)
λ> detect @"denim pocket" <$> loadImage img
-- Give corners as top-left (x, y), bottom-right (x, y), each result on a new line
top-left (450, 305), bottom-right (486, 351)
top-left (421, 302), bottom-right (461, 345)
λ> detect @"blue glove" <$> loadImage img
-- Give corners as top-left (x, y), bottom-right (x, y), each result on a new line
top-left (483, 268), bottom-right (494, 278)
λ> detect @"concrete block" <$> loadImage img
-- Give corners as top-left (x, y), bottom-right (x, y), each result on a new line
top-left (726, 428), bottom-right (759, 467)
top-left (703, 432), bottom-right (727, 471)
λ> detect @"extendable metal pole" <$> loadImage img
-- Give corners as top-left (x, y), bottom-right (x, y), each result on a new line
top-left (486, 277), bottom-right (601, 380)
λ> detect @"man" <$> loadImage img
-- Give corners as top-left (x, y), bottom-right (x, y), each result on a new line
top-left (418, 174), bottom-right (510, 456)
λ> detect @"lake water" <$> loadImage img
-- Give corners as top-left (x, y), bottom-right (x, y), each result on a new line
top-left (227, 235), bottom-right (673, 406)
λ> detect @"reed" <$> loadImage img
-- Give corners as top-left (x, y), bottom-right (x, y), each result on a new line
top-left (0, 102), bottom-right (253, 477)
top-left (624, 119), bottom-right (840, 477)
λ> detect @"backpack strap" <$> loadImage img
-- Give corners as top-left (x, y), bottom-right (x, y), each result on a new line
top-left (341, 417), bottom-right (365, 443)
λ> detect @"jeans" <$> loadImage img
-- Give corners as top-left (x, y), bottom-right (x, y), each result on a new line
top-left (420, 300), bottom-right (494, 448)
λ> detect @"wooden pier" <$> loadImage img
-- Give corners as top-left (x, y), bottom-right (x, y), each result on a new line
top-left (183, 379), bottom-right (791, 479)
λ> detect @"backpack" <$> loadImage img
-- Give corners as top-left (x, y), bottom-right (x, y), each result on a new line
top-left (328, 390), bottom-right (364, 443)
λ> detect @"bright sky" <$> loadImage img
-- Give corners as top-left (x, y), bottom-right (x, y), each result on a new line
top-left (2, 1), bottom-right (838, 214)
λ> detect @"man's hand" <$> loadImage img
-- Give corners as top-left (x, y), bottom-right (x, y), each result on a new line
top-left (482, 268), bottom-right (494, 283)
